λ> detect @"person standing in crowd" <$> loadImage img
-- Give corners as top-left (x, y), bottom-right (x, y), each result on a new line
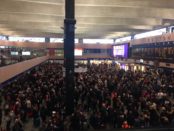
top-left (0, 62), bottom-right (174, 131)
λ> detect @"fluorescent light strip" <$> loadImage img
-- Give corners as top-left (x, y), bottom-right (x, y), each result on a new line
top-left (83, 39), bottom-right (114, 44)
top-left (115, 36), bottom-right (131, 43)
top-left (13, 0), bottom-right (63, 5)
top-left (134, 28), bottom-right (166, 39)
top-left (50, 38), bottom-right (79, 43)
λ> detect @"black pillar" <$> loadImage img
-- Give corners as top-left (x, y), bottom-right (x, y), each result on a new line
top-left (64, 0), bottom-right (76, 115)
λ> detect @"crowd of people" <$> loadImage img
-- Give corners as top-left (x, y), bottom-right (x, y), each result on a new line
top-left (0, 62), bottom-right (174, 131)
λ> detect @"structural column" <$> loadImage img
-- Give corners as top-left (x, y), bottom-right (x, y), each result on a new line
top-left (45, 37), bottom-right (50, 43)
top-left (131, 34), bottom-right (135, 40)
top-left (79, 38), bottom-right (83, 44)
top-left (64, 0), bottom-right (76, 115)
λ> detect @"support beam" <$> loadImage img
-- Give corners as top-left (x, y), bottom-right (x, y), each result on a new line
top-left (64, 0), bottom-right (76, 115)
top-left (45, 37), bottom-right (50, 43)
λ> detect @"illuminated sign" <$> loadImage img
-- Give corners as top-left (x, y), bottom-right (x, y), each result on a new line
top-left (75, 48), bottom-right (83, 56)
top-left (11, 52), bottom-right (18, 55)
top-left (22, 51), bottom-right (31, 56)
top-left (113, 44), bottom-right (128, 58)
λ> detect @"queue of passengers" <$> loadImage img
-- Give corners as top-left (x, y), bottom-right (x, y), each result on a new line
top-left (0, 62), bottom-right (174, 131)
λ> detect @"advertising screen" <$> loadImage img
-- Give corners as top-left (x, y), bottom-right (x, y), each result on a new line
top-left (75, 48), bottom-right (83, 56)
top-left (113, 44), bottom-right (128, 58)
top-left (11, 52), bottom-right (19, 55)
top-left (22, 51), bottom-right (31, 56)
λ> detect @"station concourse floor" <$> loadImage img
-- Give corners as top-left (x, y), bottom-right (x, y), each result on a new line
top-left (0, 88), bottom-right (174, 131)
top-left (0, 98), bottom-right (174, 131)
top-left (24, 120), bottom-right (38, 131)
top-left (12, 96), bottom-right (174, 131)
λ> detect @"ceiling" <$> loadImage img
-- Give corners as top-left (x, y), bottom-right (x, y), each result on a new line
top-left (0, 0), bottom-right (174, 39)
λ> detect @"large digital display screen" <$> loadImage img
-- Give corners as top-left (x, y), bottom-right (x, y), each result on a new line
top-left (113, 44), bottom-right (128, 58)
top-left (75, 48), bottom-right (83, 56)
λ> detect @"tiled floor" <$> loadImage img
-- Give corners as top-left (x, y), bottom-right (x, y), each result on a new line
top-left (24, 120), bottom-right (39, 131)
